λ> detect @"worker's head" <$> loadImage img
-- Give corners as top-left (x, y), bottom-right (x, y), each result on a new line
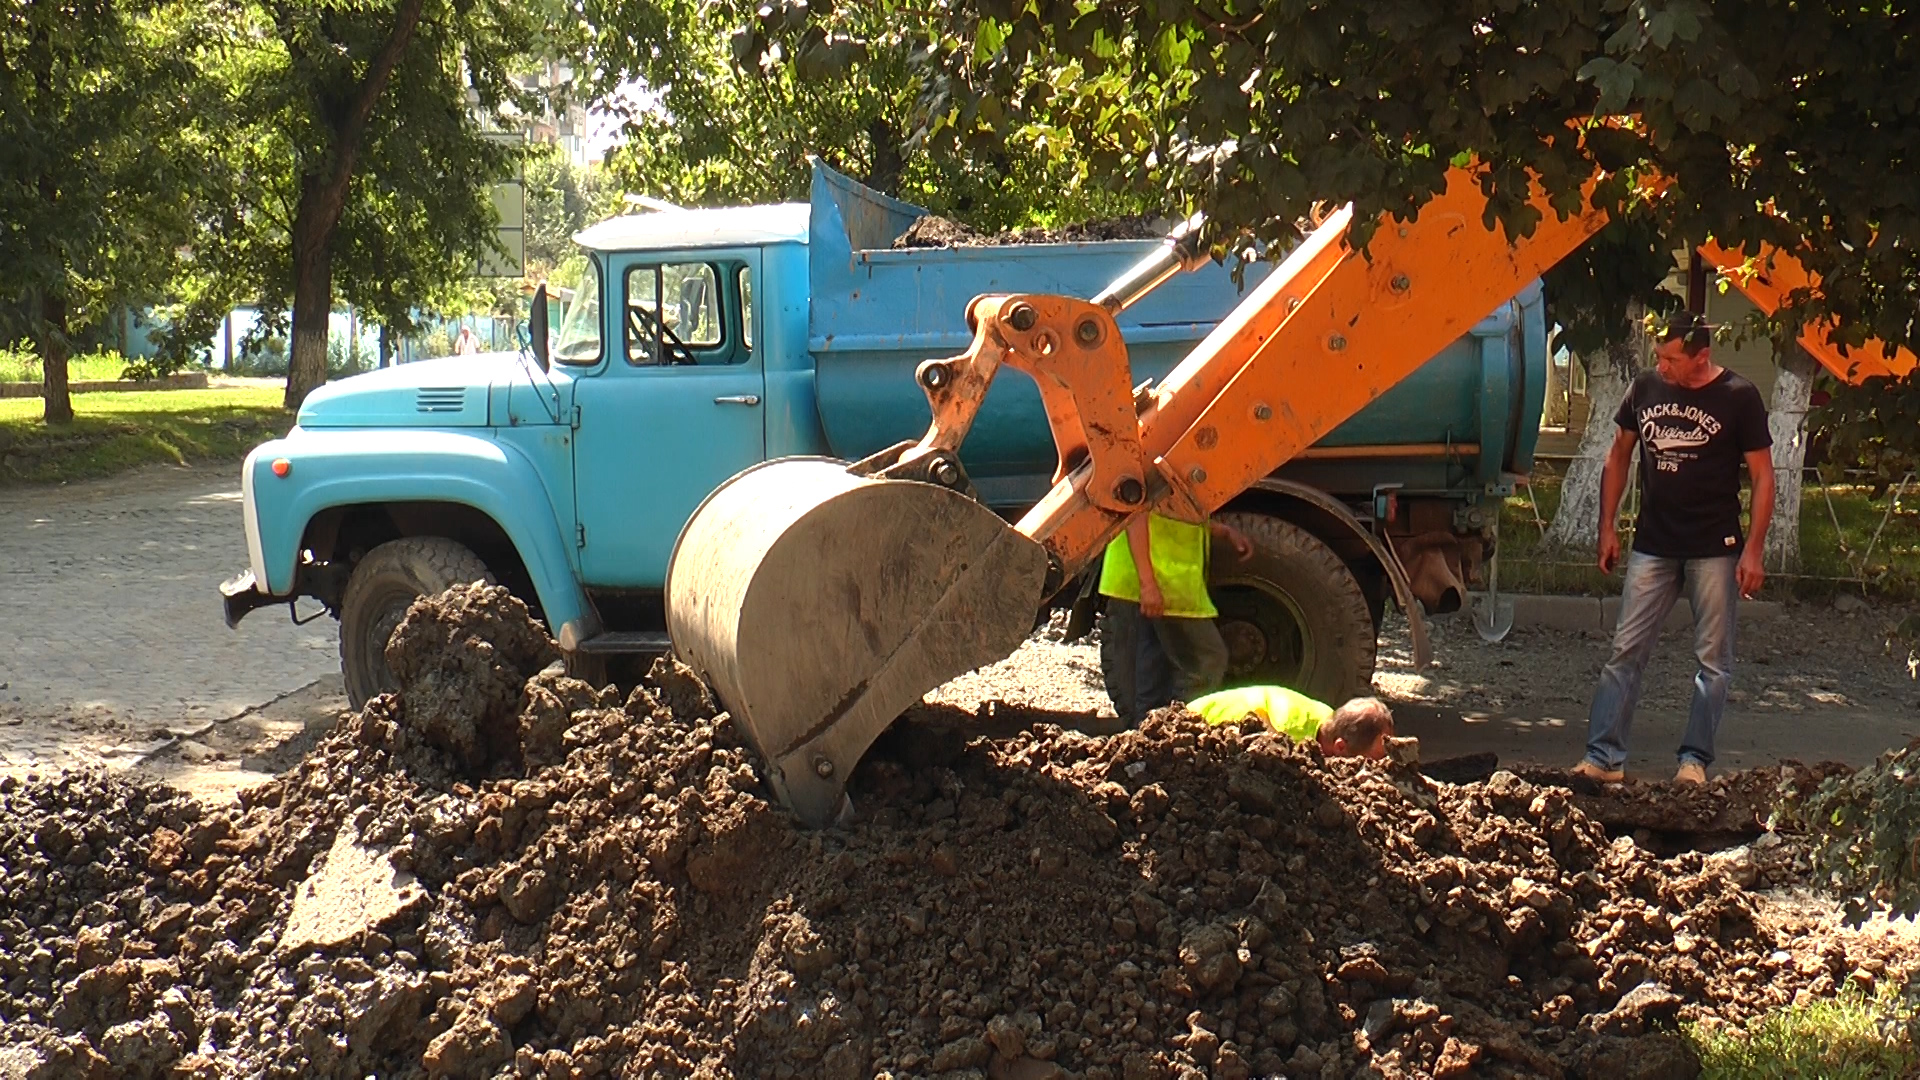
top-left (1655, 312), bottom-right (1714, 383)
top-left (1317, 697), bottom-right (1395, 759)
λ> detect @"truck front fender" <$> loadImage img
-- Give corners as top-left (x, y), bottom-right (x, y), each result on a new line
top-left (241, 427), bottom-right (595, 645)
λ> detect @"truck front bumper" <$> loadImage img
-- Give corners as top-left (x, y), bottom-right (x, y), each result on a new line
top-left (220, 569), bottom-right (285, 628)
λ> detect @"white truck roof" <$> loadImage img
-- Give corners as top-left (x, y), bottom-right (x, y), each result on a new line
top-left (574, 203), bottom-right (810, 253)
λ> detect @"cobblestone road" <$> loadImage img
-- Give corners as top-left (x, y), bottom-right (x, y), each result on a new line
top-left (0, 465), bottom-right (339, 771)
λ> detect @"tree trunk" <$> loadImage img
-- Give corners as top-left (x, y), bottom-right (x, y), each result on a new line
top-left (1764, 343), bottom-right (1817, 572)
top-left (35, 155), bottom-right (71, 424)
top-left (865, 118), bottom-right (905, 197)
top-left (379, 323), bottom-right (393, 368)
top-left (39, 291), bottom-right (73, 425)
top-left (286, 207), bottom-right (334, 409)
top-left (278, 0), bottom-right (428, 410)
top-left (1544, 302), bottom-right (1649, 552)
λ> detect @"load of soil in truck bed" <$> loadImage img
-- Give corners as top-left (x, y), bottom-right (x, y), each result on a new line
top-left (0, 584), bottom-right (1911, 1079)
top-left (892, 214), bottom-right (1170, 248)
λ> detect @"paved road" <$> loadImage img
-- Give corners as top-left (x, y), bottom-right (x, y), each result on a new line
top-left (0, 465), bottom-right (339, 770)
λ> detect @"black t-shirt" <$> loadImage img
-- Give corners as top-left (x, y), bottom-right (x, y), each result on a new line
top-left (1614, 369), bottom-right (1772, 558)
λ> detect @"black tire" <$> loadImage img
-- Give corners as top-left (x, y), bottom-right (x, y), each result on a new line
top-left (1209, 512), bottom-right (1377, 703)
top-left (340, 537), bottom-right (492, 708)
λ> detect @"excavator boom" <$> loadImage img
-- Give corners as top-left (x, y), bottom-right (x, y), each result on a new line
top-left (667, 164), bottom-right (1904, 826)
top-left (1697, 241), bottom-right (1916, 383)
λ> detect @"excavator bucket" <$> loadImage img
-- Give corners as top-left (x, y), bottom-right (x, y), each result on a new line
top-left (666, 457), bottom-right (1050, 826)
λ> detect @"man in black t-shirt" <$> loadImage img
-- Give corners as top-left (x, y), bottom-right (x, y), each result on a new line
top-left (1573, 312), bottom-right (1775, 786)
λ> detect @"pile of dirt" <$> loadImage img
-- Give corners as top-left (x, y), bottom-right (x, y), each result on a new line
top-left (893, 215), bottom-right (1169, 249)
top-left (1420, 757), bottom-right (1849, 857)
top-left (1, 583), bottom-right (1913, 1079)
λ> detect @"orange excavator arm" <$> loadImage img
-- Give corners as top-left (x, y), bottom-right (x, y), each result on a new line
top-left (1697, 241), bottom-right (1916, 383)
top-left (1007, 168), bottom-right (1611, 582)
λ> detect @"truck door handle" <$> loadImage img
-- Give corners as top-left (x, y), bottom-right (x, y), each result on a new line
top-left (713, 394), bottom-right (760, 406)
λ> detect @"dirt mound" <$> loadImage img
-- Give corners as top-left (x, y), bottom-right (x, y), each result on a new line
top-left (384, 581), bottom-right (560, 771)
top-left (1, 583), bottom-right (1914, 1078)
top-left (1421, 759), bottom-right (1851, 856)
top-left (893, 215), bottom-right (1168, 249)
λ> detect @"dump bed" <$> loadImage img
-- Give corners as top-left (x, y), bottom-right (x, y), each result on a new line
top-left (805, 163), bottom-right (1546, 507)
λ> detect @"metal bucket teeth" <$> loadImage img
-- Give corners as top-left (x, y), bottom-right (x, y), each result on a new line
top-left (666, 458), bottom-right (1049, 826)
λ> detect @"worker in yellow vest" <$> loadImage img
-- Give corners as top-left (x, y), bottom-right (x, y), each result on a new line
top-left (1189, 687), bottom-right (1396, 760)
top-left (1099, 511), bottom-right (1251, 725)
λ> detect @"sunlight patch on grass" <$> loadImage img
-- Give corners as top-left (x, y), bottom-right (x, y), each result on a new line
top-left (0, 388), bottom-right (290, 485)
top-left (0, 349), bottom-right (143, 384)
top-left (1690, 990), bottom-right (1917, 1080)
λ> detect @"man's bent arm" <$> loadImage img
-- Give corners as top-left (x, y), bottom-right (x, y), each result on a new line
top-left (1126, 515), bottom-right (1159, 593)
top-left (1597, 427), bottom-right (1637, 537)
top-left (1744, 447), bottom-right (1776, 553)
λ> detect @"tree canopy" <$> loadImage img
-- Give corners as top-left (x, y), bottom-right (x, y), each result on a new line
top-left (0, 0), bottom-right (209, 421)
top-left (167, 0), bottom-right (556, 406)
top-left (584, 0), bottom-right (1158, 229)
top-left (711, 0), bottom-right (1917, 358)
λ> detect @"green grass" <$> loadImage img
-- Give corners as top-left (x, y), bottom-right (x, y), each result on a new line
top-left (1501, 463), bottom-right (1920, 600)
top-left (0, 388), bottom-right (292, 486)
top-left (0, 349), bottom-right (146, 384)
top-left (1690, 991), bottom-right (1918, 1079)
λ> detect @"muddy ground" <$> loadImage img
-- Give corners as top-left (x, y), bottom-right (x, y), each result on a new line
top-left (3, 584), bottom-right (1917, 1080)
top-left (923, 599), bottom-right (1920, 775)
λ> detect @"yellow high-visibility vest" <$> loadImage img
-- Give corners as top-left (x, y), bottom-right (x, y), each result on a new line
top-left (1190, 685), bottom-right (1332, 743)
top-left (1098, 513), bottom-right (1216, 618)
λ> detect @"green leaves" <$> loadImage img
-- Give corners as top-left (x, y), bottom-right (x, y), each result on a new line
top-left (0, 0), bottom-right (214, 401)
top-left (1576, 56), bottom-right (1640, 114)
top-left (1814, 369), bottom-right (1920, 496)
top-left (590, 0), bottom-right (1167, 230)
top-left (1644, 0), bottom-right (1705, 49)
top-left (1783, 740), bottom-right (1920, 925)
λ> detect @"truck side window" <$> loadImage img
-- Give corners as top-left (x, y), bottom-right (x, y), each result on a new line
top-left (738, 266), bottom-right (753, 353)
top-left (626, 262), bottom-right (724, 366)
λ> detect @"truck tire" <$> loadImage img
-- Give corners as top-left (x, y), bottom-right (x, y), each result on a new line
top-left (340, 537), bottom-right (493, 708)
top-left (1209, 512), bottom-right (1376, 704)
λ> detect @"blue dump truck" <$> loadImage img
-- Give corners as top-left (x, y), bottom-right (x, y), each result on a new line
top-left (223, 162), bottom-right (1546, 708)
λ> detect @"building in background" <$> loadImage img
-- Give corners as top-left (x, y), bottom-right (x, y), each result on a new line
top-left (510, 60), bottom-right (594, 168)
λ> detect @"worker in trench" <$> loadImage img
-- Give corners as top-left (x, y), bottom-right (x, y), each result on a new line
top-left (1189, 687), bottom-right (1398, 760)
top-left (1573, 312), bottom-right (1775, 786)
top-left (1097, 511), bottom-right (1252, 726)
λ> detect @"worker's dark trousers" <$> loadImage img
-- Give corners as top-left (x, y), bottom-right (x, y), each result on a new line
top-left (1100, 600), bottom-right (1229, 725)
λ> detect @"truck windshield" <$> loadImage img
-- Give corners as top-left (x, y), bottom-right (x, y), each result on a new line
top-left (552, 255), bottom-right (603, 365)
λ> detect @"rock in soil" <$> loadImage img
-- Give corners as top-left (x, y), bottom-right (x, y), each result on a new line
top-left (0, 582), bottom-right (1913, 1078)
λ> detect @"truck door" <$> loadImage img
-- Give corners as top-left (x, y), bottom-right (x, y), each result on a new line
top-left (572, 252), bottom-right (766, 587)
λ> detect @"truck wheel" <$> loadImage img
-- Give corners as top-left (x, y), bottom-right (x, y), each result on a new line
top-left (1209, 512), bottom-right (1376, 703)
top-left (340, 537), bottom-right (492, 708)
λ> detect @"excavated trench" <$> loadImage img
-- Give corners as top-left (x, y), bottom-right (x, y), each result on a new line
top-left (0, 583), bottom-right (1909, 1080)
top-left (1405, 756), bottom-right (1835, 858)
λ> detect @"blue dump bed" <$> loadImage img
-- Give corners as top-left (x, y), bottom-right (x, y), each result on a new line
top-left (805, 163), bottom-right (1547, 508)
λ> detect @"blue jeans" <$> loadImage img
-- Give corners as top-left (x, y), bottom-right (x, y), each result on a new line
top-left (1585, 552), bottom-right (1738, 771)
top-left (1100, 600), bottom-right (1229, 725)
